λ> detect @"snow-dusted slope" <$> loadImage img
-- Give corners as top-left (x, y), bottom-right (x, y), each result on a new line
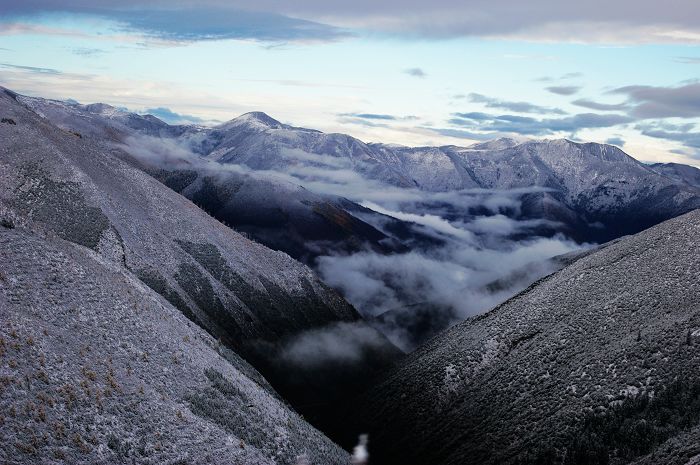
top-left (0, 88), bottom-right (360, 354)
top-left (16, 94), bottom-right (191, 140)
top-left (348, 209), bottom-right (700, 465)
top-left (0, 225), bottom-right (349, 465)
top-left (190, 112), bottom-right (415, 188)
top-left (0, 87), bottom-right (401, 437)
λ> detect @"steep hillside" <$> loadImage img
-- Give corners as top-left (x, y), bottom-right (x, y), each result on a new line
top-left (0, 87), bottom-right (362, 355)
top-left (143, 165), bottom-right (408, 264)
top-left (0, 224), bottom-right (348, 464)
top-left (347, 209), bottom-right (700, 465)
top-left (0, 87), bottom-right (400, 435)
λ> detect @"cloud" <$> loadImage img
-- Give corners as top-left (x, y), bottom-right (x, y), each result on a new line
top-left (451, 112), bottom-right (493, 121)
top-left (339, 113), bottom-right (397, 121)
top-left (449, 111), bottom-right (633, 136)
top-left (535, 72), bottom-right (583, 82)
top-left (278, 322), bottom-right (391, 368)
top-left (403, 67), bottom-right (427, 78)
top-left (572, 98), bottom-right (629, 111)
top-left (4, 1), bottom-right (700, 43)
top-left (1, 6), bottom-right (349, 44)
top-left (69, 47), bottom-right (105, 57)
top-left (360, 201), bottom-right (476, 242)
top-left (545, 85), bottom-right (581, 96)
top-left (337, 117), bottom-right (391, 128)
top-left (466, 93), bottom-right (566, 115)
top-left (317, 232), bottom-right (580, 350)
top-left (636, 122), bottom-right (700, 155)
top-left (422, 126), bottom-right (491, 141)
top-left (606, 137), bottom-right (626, 146)
top-left (611, 82), bottom-right (700, 118)
top-left (0, 62), bottom-right (62, 75)
top-left (143, 107), bottom-right (207, 125)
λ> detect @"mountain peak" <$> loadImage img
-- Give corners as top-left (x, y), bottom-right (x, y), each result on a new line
top-left (467, 137), bottom-right (526, 151)
top-left (222, 111), bottom-right (285, 130)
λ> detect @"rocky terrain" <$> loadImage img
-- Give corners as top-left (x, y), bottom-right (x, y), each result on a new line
top-left (347, 209), bottom-right (700, 465)
top-left (0, 86), bottom-right (401, 447)
top-left (0, 225), bottom-right (349, 464)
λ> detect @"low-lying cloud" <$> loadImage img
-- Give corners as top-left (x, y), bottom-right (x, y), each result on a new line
top-left (120, 131), bottom-right (585, 352)
top-left (279, 322), bottom-right (392, 368)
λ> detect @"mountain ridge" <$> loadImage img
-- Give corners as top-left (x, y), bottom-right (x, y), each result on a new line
top-left (346, 208), bottom-right (700, 465)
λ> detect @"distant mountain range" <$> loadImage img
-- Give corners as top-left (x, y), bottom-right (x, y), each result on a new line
top-left (17, 94), bottom-right (700, 247)
top-left (650, 162), bottom-right (700, 188)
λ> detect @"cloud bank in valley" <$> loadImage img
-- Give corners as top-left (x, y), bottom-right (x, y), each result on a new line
top-left (120, 134), bottom-right (584, 352)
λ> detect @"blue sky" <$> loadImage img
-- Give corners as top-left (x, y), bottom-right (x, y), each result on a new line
top-left (1, 1), bottom-right (699, 164)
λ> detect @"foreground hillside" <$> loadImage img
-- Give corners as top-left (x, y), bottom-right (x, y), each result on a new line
top-left (0, 225), bottom-right (348, 464)
top-left (349, 209), bottom-right (700, 465)
top-left (0, 86), bottom-right (400, 440)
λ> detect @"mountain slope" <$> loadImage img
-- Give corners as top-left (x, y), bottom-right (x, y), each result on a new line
top-left (0, 224), bottom-right (349, 464)
top-left (0, 87), bottom-right (400, 437)
top-left (143, 165), bottom-right (407, 263)
top-left (0, 87), bottom-right (360, 354)
top-left (347, 209), bottom-right (700, 465)
top-left (14, 93), bottom-right (415, 264)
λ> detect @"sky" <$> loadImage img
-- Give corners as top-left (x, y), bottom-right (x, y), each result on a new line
top-left (1, 1), bottom-right (699, 164)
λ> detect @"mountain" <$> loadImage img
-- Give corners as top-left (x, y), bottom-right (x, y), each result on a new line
top-left (0, 87), bottom-right (401, 440)
top-left (18, 95), bottom-right (700, 248)
top-left (345, 209), bottom-right (700, 465)
top-left (13, 93), bottom-right (428, 264)
top-left (15, 91), bottom-right (700, 361)
top-left (0, 224), bottom-right (348, 465)
top-left (650, 162), bottom-right (700, 188)
top-left (207, 117), bottom-right (700, 241)
top-left (184, 114), bottom-right (700, 243)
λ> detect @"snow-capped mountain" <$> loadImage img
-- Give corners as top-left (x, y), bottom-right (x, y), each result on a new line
top-left (347, 209), bottom-right (700, 465)
top-left (16, 93), bottom-right (700, 246)
top-left (193, 113), bottom-right (700, 242)
top-left (0, 87), bottom-right (400, 448)
top-left (13, 90), bottom-right (700, 359)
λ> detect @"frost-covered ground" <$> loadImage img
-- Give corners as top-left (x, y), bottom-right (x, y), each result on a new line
top-left (349, 209), bottom-right (700, 465)
top-left (0, 86), bottom-right (401, 462)
top-left (0, 226), bottom-right (348, 465)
